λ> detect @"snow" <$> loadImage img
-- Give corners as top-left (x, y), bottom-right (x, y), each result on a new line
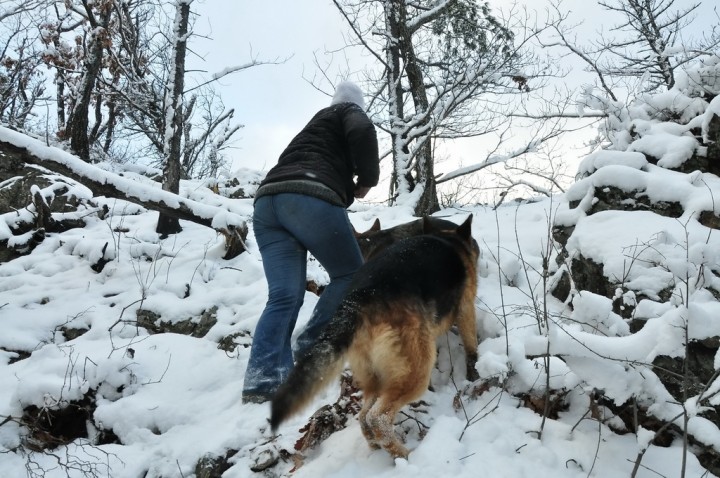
top-left (1, 150), bottom-right (718, 477)
top-left (629, 132), bottom-right (697, 169)
top-left (576, 150), bottom-right (648, 177)
top-left (3, 56), bottom-right (720, 476)
top-left (561, 164), bottom-right (720, 227)
top-left (0, 127), bottom-right (249, 240)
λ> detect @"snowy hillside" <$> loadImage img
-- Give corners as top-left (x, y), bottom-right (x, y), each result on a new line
top-left (2, 60), bottom-right (720, 477)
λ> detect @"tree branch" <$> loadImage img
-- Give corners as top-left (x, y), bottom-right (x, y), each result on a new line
top-left (0, 129), bottom-right (248, 257)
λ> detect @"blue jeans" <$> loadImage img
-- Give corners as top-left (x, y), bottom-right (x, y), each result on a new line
top-left (242, 193), bottom-right (363, 399)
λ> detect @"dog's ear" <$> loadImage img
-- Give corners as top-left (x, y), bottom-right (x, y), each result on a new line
top-left (456, 214), bottom-right (473, 240)
top-left (355, 218), bottom-right (381, 238)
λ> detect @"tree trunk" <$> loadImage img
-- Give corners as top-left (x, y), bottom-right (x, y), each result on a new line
top-left (386, 0), bottom-right (440, 216)
top-left (414, 141), bottom-right (440, 215)
top-left (157, 1), bottom-right (191, 237)
top-left (386, 0), bottom-right (405, 202)
top-left (66, 7), bottom-right (111, 161)
top-left (398, 3), bottom-right (439, 216)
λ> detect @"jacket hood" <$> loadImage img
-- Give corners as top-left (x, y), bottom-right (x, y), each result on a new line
top-left (330, 81), bottom-right (365, 110)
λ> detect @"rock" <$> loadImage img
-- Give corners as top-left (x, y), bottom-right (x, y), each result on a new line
top-left (217, 330), bottom-right (251, 353)
top-left (195, 450), bottom-right (238, 478)
top-left (706, 113), bottom-right (720, 171)
top-left (136, 307), bottom-right (218, 337)
top-left (557, 123), bottom-right (720, 475)
top-left (570, 254), bottom-right (610, 297)
top-left (569, 186), bottom-right (684, 218)
top-left (699, 211), bottom-right (720, 229)
top-left (61, 327), bottom-right (90, 341)
top-left (22, 391), bottom-right (95, 450)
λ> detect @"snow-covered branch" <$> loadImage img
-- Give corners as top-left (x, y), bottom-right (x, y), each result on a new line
top-left (0, 0), bottom-right (46, 23)
top-left (0, 127), bottom-right (248, 256)
top-left (406, 0), bottom-right (455, 33)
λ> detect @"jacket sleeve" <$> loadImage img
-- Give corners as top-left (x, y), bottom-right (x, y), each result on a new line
top-left (342, 105), bottom-right (380, 187)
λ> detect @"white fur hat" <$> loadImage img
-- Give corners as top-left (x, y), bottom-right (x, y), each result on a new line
top-left (330, 81), bottom-right (366, 110)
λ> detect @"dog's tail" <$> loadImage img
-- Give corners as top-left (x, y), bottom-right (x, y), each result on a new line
top-left (270, 302), bottom-right (357, 432)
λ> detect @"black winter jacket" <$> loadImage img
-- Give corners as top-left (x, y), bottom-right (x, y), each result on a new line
top-left (256, 102), bottom-right (379, 207)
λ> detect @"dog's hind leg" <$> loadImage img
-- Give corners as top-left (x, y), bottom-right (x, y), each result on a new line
top-left (365, 398), bottom-right (409, 459)
top-left (358, 395), bottom-right (381, 450)
top-left (366, 331), bottom-right (435, 460)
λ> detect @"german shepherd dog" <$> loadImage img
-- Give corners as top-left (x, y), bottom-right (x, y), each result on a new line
top-left (271, 215), bottom-right (480, 459)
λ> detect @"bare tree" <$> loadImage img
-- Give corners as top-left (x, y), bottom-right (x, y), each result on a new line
top-left (0, 16), bottom-right (47, 129)
top-left (33, 0), bottom-right (117, 159)
top-left (98, 0), bottom-right (275, 180)
top-left (598, 0), bottom-right (706, 91)
top-left (461, 0), bottom-right (720, 203)
top-left (65, 0), bottom-right (113, 160)
top-left (4, 0), bottom-right (251, 179)
top-left (37, 0), bottom-right (126, 158)
top-left (331, 0), bottom-right (553, 215)
top-left (155, 0), bottom-right (191, 236)
top-left (546, 0), bottom-right (719, 99)
top-left (180, 89), bottom-right (242, 178)
top-left (0, 0), bottom-right (49, 23)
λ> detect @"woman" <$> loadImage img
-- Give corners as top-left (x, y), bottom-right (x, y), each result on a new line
top-left (242, 81), bottom-right (379, 404)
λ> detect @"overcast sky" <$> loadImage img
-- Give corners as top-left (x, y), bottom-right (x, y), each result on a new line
top-left (188, 0), bottom-right (718, 178)
top-left (190, 0), bottom-right (349, 172)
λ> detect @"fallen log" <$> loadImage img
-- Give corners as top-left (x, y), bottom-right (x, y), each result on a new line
top-left (0, 127), bottom-right (248, 259)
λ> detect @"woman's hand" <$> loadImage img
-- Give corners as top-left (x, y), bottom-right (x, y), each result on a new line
top-left (354, 185), bottom-right (371, 198)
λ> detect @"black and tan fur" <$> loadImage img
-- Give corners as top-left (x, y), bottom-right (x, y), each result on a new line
top-left (354, 216), bottom-right (459, 261)
top-left (271, 215), bottom-right (480, 459)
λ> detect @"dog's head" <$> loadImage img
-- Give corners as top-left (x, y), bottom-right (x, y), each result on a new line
top-left (354, 216), bottom-right (464, 261)
top-left (422, 214), bottom-right (479, 262)
top-left (353, 218), bottom-right (390, 261)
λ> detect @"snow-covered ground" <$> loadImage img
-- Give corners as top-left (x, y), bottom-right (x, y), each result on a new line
top-left (3, 50), bottom-right (720, 476)
top-left (1, 124), bottom-right (719, 477)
